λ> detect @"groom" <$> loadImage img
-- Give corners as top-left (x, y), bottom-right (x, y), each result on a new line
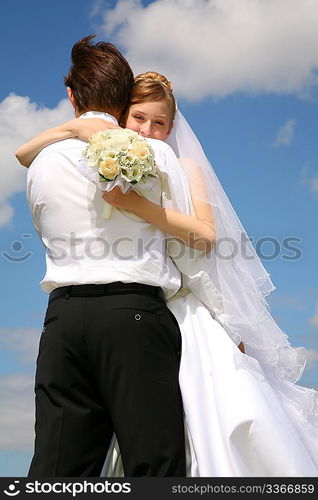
top-left (27, 35), bottom-right (186, 477)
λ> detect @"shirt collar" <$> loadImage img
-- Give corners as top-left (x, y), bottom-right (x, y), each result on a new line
top-left (79, 111), bottom-right (119, 125)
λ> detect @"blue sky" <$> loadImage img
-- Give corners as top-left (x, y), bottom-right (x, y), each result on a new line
top-left (0, 0), bottom-right (318, 476)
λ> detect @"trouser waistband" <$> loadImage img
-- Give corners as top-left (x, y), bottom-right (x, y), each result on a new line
top-left (49, 282), bottom-right (166, 303)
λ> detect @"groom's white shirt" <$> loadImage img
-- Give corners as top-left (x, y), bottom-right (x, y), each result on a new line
top-left (26, 111), bottom-right (181, 298)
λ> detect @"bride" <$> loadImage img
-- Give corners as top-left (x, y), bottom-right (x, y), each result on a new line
top-left (16, 72), bottom-right (318, 477)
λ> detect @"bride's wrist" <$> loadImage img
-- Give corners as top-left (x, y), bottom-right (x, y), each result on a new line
top-left (125, 190), bottom-right (146, 215)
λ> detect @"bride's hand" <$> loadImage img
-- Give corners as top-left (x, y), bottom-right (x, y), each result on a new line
top-left (102, 187), bottom-right (140, 212)
top-left (238, 342), bottom-right (245, 354)
top-left (69, 118), bottom-right (121, 141)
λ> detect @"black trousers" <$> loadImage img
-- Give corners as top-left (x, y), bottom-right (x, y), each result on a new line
top-left (28, 285), bottom-right (186, 477)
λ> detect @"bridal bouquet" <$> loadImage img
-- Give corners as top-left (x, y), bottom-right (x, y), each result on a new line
top-left (79, 128), bottom-right (157, 218)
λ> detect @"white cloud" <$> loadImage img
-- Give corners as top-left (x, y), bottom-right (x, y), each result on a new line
top-left (0, 326), bottom-right (41, 365)
top-left (303, 348), bottom-right (318, 371)
top-left (0, 326), bottom-right (41, 450)
top-left (0, 203), bottom-right (14, 227)
top-left (300, 165), bottom-right (318, 198)
top-left (310, 178), bottom-right (318, 193)
top-left (310, 302), bottom-right (318, 327)
top-left (98, 0), bottom-right (318, 100)
top-left (273, 118), bottom-right (296, 147)
top-left (0, 94), bottom-right (73, 227)
top-left (0, 373), bottom-right (34, 450)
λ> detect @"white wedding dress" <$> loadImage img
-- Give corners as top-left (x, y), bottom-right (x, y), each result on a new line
top-left (169, 292), bottom-right (318, 476)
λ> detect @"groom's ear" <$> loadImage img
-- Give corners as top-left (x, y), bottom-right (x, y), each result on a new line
top-left (166, 121), bottom-right (174, 139)
top-left (66, 87), bottom-right (76, 110)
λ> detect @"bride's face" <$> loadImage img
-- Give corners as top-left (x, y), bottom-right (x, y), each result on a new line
top-left (125, 100), bottom-right (173, 141)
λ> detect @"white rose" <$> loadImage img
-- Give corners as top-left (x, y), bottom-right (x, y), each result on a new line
top-left (99, 158), bottom-right (120, 180)
top-left (130, 141), bottom-right (149, 159)
top-left (109, 135), bottom-right (130, 151)
top-left (89, 131), bottom-right (107, 145)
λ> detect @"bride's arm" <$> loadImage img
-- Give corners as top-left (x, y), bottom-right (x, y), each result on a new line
top-left (102, 187), bottom-right (216, 252)
top-left (15, 118), bottom-right (120, 167)
top-left (16, 122), bottom-right (75, 167)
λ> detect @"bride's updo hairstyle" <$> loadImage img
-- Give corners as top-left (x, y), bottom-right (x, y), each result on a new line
top-left (122, 71), bottom-right (177, 125)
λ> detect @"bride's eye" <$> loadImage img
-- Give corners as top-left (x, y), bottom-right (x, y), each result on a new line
top-left (134, 115), bottom-right (143, 121)
top-left (155, 121), bottom-right (164, 126)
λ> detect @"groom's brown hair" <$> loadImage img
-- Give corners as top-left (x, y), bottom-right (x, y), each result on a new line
top-left (64, 35), bottom-right (134, 114)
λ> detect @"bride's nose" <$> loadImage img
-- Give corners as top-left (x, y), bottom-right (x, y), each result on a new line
top-left (140, 121), bottom-right (152, 137)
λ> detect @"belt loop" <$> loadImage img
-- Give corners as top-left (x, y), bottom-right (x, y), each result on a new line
top-left (65, 285), bottom-right (72, 300)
